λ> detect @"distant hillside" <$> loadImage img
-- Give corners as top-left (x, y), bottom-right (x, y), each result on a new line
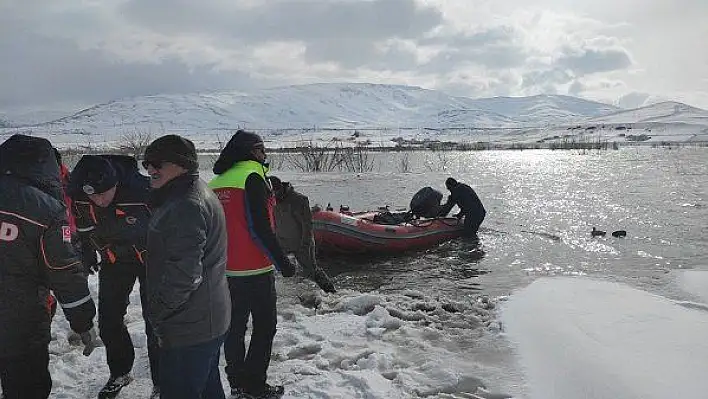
top-left (18, 83), bottom-right (621, 133)
top-left (588, 101), bottom-right (708, 125)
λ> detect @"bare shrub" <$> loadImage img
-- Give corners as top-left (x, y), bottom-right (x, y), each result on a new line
top-left (398, 151), bottom-right (411, 173)
top-left (340, 144), bottom-right (376, 173)
top-left (284, 140), bottom-right (344, 172)
top-left (119, 129), bottom-right (154, 159)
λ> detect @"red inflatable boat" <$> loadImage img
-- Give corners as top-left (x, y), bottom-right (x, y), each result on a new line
top-left (312, 210), bottom-right (464, 255)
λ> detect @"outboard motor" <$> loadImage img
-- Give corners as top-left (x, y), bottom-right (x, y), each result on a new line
top-left (410, 187), bottom-right (443, 218)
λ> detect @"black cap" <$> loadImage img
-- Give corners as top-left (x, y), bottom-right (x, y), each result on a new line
top-left (445, 177), bottom-right (458, 189)
top-left (144, 134), bottom-right (199, 172)
top-left (71, 155), bottom-right (118, 195)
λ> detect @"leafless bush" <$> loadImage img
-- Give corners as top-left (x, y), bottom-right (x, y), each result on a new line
top-left (423, 151), bottom-right (451, 172)
top-left (398, 152), bottom-right (411, 173)
top-left (284, 140), bottom-right (344, 172)
top-left (119, 129), bottom-right (154, 159)
top-left (340, 144), bottom-right (376, 173)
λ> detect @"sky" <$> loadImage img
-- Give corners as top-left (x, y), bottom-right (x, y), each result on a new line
top-left (1, 0), bottom-right (707, 110)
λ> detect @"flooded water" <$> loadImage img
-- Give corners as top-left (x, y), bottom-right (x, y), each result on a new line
top-left (240, 147), bottom-right (708, 303)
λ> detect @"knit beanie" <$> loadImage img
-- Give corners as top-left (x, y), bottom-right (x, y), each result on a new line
top-left (144, 135), bottom-right (199, 172)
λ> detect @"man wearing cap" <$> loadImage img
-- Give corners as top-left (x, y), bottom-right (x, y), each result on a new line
top-left (438, 177), bottom-right (486, 237)
top-left (209, 130), bottom-right (296, 399)
top-left (0, 134), bottom-right (98, 399)
top-left (68, 154), bottom-right (158, 398)
top-left (268, 176), bottom-right (337, 293)
top-left (142, 134), bottom-right (231, 399)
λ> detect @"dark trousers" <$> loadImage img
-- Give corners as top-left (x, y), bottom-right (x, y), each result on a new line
top-left (0, 345), bottom-right (51, 399)
top-left (224, 273), bottom-right (277, 394)
top-left (159, 335), bottom-right (226, 399)
top-left (98, 261), bottom-right (159, 384)
top-left (463, 210), bottom-right (486, 237)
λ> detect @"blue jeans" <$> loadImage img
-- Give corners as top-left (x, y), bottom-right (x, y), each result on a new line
top-left (159, 334), bottom-right (226, 399)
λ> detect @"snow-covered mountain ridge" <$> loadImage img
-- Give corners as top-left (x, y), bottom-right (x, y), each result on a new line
top-left (2, 83), bottom-right (707, 147)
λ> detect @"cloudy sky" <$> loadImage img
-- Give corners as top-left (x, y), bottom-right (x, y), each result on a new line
top-left (1, 0), bottom-right (706, 110)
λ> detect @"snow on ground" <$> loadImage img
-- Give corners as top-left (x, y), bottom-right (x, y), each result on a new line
top-left (502, 274), bottom-right (708, 399)
top-left (27, 274), bottom-right (513, 399)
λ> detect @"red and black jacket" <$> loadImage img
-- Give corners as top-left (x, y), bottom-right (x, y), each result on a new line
top-left (68, 155), bottom-right (151, 266)
top-left (0, 135), bottom-right (96, 357)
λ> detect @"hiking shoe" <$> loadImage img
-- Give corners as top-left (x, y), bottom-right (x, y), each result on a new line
top-left (98, 374), bottom-right (133, 399)
top-left (149, 386), bottom-right (160, 399)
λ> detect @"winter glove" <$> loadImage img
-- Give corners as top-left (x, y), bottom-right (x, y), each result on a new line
top-left (279, 259), bottom-right (297, 278)
top-left (454, 212), bottom-right (463, 220)
top-left (79, 327), bottom-right (99, 356)
top-left (81, 248), bottom-right (101, 275)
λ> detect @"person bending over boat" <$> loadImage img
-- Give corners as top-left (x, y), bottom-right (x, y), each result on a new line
top-left (269, 176), bottom-right (337, 293)
top-left (438, 177), bottom-right (486, 237)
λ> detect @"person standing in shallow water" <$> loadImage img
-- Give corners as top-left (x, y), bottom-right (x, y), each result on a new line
top-left (209, 130), bottom-right (296, 399)
top-left (142, 134), bottom-right (231, 399)
top-left (268, 176), bottom-right (337, 293)
top-left (438, 177), bottom-right (486, 237)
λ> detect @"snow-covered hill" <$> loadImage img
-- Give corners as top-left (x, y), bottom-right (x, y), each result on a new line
top-left (588, 101), bottom-right (708, 125)
top-left (2, 83), bottom-right (707, 148)
top-left (5, 83), bottom-right (618, 131)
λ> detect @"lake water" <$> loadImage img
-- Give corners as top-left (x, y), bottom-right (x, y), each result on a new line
top-left (211, 148), bottom-right (706, 304)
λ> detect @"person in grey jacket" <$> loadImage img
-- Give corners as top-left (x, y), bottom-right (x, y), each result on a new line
top-left (269, 176), bottom-right (336, 293)
top-left (142, 135), bottom-right (231, 399)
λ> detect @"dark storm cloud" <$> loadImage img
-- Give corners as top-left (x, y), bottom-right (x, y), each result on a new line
top-left (420, 26), bottom-right (529, 72)
top-left (119, 0), bottom-right (442, 70)
top-left (121, 0), bottom-right (443, 42)
top-left (303, 39), bottom-right (419, 70)
top-left (522, 68), bottom-right (574, 90)
top-left (556, 46), bottom-right (632, 75)
top-left (0, 16), bottom-right (273, 107)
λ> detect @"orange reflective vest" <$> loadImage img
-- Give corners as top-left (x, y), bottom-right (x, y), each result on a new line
top-left (209, 160), bottom-right (276, 276)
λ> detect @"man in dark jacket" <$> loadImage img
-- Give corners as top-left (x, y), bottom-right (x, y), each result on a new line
top-left (143, 135), bottom-right (231, 399)
top-left (67, 154), bottom-right (159, 399)
top-left (438, 177), bottom-right (486, 237)
top-left (0, 134), bottom-right (98, 399)
top-left (269, 176), bottom-right (336, 293)
top-left (209, 130), bottom-right (296, 399)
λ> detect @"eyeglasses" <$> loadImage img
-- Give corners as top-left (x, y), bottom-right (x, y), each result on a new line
top-left (142, 159), bottom-right (163, 170)
top-left (253, 146), bottom-right (266, 153)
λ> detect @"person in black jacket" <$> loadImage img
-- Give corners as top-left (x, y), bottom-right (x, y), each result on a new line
top-left (143, 135), bottom-right (231, 399)
top-left (438, 177), bottom-right (486, 237)
top-left (0, 134), bottom-right (98, 399)
top-left (67, 154), bottom-right (159, 399)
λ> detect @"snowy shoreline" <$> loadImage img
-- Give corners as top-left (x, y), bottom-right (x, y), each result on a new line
top-left (3, 267), bottom-right (700, 398)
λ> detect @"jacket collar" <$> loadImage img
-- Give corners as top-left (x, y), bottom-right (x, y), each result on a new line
top-left (150, 173), bottom-right (199, 208)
